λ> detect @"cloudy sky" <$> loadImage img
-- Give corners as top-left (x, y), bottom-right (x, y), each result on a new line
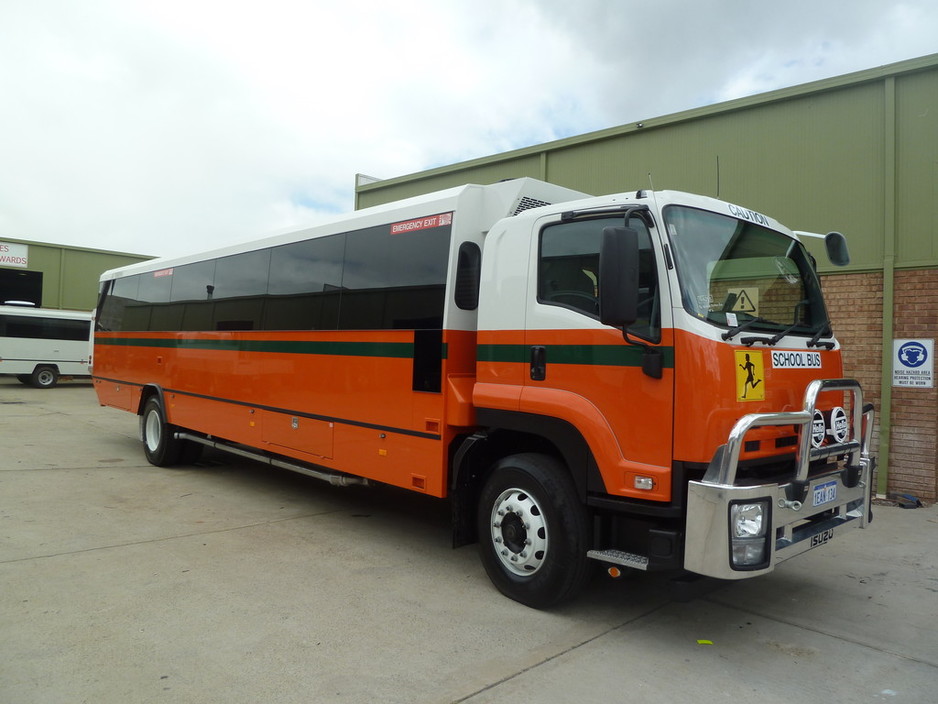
top-left (2, 1), bottom-right (936, 259)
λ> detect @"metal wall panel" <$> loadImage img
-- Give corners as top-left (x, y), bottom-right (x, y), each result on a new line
top-left (356, 154), bottom-right (543, 209)
top-left (545, 83), bottom-right (884, 273)
top-left (896, 70), bottom-right (938, 267)
top-left (358, 55), bottom-right (938, 274)
top-left (0, 239), bottom-right (150, 310)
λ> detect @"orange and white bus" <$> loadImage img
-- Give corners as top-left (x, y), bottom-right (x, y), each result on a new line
top-left (93, 178), bottom-right (875, 607)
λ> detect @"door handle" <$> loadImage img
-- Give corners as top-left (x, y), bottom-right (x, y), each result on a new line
top-left (530, 345), bottom-right (547, 381)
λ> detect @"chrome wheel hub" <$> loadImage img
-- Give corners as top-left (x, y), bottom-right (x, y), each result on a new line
top-left (490, 487), bottom-right (548, 576)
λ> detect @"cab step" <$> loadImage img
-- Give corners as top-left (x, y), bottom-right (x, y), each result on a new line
top-left (587, 549), bottom-right (649, 571)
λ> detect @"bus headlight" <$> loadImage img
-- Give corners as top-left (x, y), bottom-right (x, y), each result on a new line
top-left (730, 500), bottom-right (770, 569)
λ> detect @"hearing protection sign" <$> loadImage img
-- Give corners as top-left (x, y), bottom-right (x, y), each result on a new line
top-left (893, 339), bottom-right (933, 388)
top-left (735, 350), bottom-right (765, 401)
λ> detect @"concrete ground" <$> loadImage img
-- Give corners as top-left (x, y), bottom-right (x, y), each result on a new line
top-left (1, 377), bottom-right (936, 704)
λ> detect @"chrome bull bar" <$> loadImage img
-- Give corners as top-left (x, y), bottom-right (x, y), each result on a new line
top-left (685, 378), bottom-right (875, 580)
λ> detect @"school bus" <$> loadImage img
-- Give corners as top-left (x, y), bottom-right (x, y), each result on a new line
top-left (0, 305), bottom-right (92, 388)
top-left (92, 178), bottom-right (875, 607)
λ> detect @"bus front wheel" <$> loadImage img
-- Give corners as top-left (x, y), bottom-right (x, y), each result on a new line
top-left (476, 453), bottom-right (592, 609)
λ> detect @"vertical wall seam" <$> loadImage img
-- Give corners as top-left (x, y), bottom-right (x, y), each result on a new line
top-left (878, 76), bottom-right (897, 496)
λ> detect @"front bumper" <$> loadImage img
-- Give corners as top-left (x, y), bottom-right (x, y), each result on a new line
top-left (684, 379), bottom-right (875, 580)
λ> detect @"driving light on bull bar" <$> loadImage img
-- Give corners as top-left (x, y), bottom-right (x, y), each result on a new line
top-left (729, 500), bottom-right (770, 569)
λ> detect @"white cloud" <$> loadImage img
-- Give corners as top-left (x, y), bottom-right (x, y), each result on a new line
top-left (0, 0), bottom-right (935, 259)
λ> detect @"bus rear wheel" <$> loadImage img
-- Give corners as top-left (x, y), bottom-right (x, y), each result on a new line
top-left (476, 453), bottom-right (592, 609)
top-left (142, 396), bottom-right (185, 466)
top-left (30, 366), bottom-right (59, 389)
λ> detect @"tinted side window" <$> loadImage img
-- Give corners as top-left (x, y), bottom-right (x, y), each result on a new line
top-left (48, 318), bottom-right (91, 341)
top-left (266, 234), bottom-right (345, 330)
top-left (212, 251), bottom-right (271, 331)
top-left (168, 260), bottom-right (218, 331)
top-left (340, 223), bottom-right (450, 330)
top-left (99, 274), bottom-right (152, 332)
top-left (170, 261), bottom-right (217, 303)
top-left (213, 251), bottom-right (271, 300)
top-left (96, 218), bottom-right (453, 334)
top-left (138, 269), bottom-right (173, 304)
top-left (0, 315), bottom-right (89, 340)
top-left (454, 242), bottom-right (481, 310)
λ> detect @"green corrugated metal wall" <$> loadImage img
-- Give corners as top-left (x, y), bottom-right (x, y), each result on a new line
top-left (356, 53), bottom-right (938, 275)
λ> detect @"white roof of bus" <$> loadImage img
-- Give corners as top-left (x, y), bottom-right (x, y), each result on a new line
top-left (99, 178), bottom-right (588, 281)
top-left (0, 305), bottom-right (92, 319)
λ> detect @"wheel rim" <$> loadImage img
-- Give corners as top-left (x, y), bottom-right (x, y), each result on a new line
top-left (144, 409), bottom-right (162, 453)
top-left (37, 370), bottom-right (54, 386)
top-left (489, 487), bottom-right (548, 576)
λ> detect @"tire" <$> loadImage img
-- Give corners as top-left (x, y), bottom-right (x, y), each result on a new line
top-left (141, 396), bottom-right (184, 467)
top-left (477, 453), bottom-right (592, 608)
top-left (30, 366), bottom-right (59, 389)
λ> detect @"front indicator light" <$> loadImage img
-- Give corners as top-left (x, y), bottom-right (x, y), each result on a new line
top-left (634, 476), bottom-right (654, 491)
top-left (730, 500), bottom-right (770, 569)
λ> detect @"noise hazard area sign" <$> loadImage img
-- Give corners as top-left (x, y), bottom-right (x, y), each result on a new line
top-left (893, 339), bottom-right (934, 388)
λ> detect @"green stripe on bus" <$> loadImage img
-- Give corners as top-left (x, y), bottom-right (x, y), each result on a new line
top-left (96, 337), bottom-right (447, 359)
top-left (477, 343), bottom-right (674, 368)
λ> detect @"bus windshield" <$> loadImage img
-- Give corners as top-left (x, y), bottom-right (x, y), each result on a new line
top-left (664, 205), bottom-right (829, 338)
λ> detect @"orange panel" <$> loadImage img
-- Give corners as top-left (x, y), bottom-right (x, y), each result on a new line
top-left (94, 329), bottom-right (455, 497)
top-left (672, 329), bottom-right (846, 464)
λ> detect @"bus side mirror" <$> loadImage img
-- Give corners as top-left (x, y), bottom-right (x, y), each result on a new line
top-left (825, 231), bottom-right (850, 267)
top-left (599, 226), bottom-right (639, 328)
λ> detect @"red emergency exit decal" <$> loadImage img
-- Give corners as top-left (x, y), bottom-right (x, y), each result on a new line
top-left (153, 268), bottom-right (174, 277)
top-left (390, 212), bottom-right (453, 235)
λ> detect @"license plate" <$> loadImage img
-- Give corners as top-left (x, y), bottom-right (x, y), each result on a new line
top-left (813, 480), bottom-right (837, 507)
top-left (810, 528), bottom-right (834, 548)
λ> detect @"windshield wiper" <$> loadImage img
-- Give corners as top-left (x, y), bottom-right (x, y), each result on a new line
top-left (807, 323), bottom-right (835, 349)
top-left (721, 316), bottom-right (769, 341)
top-left (766, 301), bottom-right (811, 346)
top-left (766, 322), bottom-right (801, 345)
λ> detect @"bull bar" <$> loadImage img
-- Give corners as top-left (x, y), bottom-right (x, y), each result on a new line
top-left (684, 378), bottom-right (875, 580)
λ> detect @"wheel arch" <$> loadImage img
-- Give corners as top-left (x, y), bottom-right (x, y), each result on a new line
top-left (136, 383), bottom-right (167, 416)
top-left (450, 409), bottom-right (603, 547)
top-left (136, 384), bottom-right (168, 443)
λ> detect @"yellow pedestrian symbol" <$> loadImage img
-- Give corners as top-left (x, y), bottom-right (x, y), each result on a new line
top-left (735, 350), bottom-right (765, 401)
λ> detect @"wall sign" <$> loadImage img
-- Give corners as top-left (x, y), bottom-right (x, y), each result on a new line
top-left (892, 339), bottom-right (933, 388)
top-left (0, 241), bottom-right (29, 268)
